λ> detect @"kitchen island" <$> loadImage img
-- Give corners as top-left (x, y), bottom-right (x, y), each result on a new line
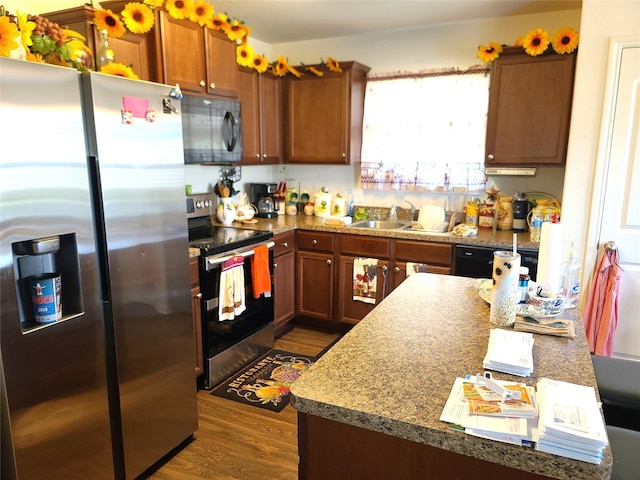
top-left (290, 273), bottom-right (612, 480)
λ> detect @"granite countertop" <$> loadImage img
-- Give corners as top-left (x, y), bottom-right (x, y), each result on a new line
top-left (290, 273), bottom-right (612, 480)
top-left (226, 214), bottom-right (539, 250)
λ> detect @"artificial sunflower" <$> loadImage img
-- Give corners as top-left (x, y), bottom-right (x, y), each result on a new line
top-left (100, 62), bottom-right (139, 79)
top-left (189, 0), bottom-right (214, 28)
top-left (165, 0), bottom-right (194, 21)
top-left (522, 27), bottom-right (550, 56)
top-left (226, 19), bottom-right (249, 42)
top-left (273, 56), bottom-right (289, 77)
top-left (0, 14), bottom-right (20, 57)
top-left (236, 43), bottom-right (254, 68)
top-left (477, 42), bottom-right (502, 64)
top-left (16, 11), bottom-right (36, 49)
top-left (552, 27), bottom-right (578, 54)
top-left (211, 12), bottom-right (229, 31)
top-left (324, 57), bottom-right (342, 73)
top-left (288, 64), bottom-right (303, 78)
top-left (94, 9), bottom-right (127, 38)
top-left (251, 53), bottom-right (268, 73)
top-left (144, 0), bottom-right (165, 7)
top-left (121, 2), bottom-right (155, 34)
top-left (305, 65), bottom-right (324, 77)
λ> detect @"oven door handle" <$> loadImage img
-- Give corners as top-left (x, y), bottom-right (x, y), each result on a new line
top-left (205, 240), bottom-right (275, 271)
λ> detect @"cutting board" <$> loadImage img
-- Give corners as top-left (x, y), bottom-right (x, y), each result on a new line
top-left (417, 205), bottom-right (445, 231)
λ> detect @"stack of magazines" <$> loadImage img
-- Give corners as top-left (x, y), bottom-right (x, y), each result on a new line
top-left (535, 378), bottom-right (608, 464)
top-left (440, 375), bottom-right (537, 446)
top-left (483, 329), bottom-right (534, 377)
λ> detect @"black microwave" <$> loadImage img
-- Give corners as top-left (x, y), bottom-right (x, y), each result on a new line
top-left (181, 94), bottom-right (242, 164)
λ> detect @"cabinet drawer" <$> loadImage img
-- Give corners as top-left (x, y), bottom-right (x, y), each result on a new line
top-left (393, 240), bottom-right (453, 266)
top-left (339, 235), bottom-right (390, 258)
top-left (296, 231), bottom-right (335, 252)
top-left (273, 231), bottom-right (295, 257)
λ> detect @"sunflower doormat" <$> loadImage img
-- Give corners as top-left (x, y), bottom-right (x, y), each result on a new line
top-left (210, 350), bottom-right (317, 412)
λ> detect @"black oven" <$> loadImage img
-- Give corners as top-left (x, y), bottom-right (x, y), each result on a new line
top-left (455, 245), bottom-right (538, 279)
top-left (187, 194), bottom-right (274, 389)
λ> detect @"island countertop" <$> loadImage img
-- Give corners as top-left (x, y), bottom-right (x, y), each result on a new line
top-left (290, 273), bottom-right (612, 480)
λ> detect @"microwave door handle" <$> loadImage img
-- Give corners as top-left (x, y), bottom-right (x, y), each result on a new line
top-left (222, 111), bottom-right (237, 152)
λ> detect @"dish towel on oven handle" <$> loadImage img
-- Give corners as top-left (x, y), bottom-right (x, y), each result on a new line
top-left (251, 244), bottom-right (271, 299)
top-left (353, 258), bottom-right (378, 304)
top-left (219, 255), bottom-right (246, 321)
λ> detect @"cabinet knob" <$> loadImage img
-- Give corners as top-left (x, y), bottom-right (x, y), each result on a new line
top-left (199, 80), bottom-right (205, 87)
top-left (210, 83), bottom-right (215, 89)
top-left (262, 153), bottom-right (267, 158)
top-left (487, 154), bottom-right (494, 161)
top-left (382, 265), bottom-right (388, 272)
top-left (326, 259), bottom-right (332, 265)
top-left (273, 262), bottom-right (278, 268)
top-left (312, 239), bottom-right (317, 245)
top-left (394, 266), bottom-right (401, 273)
top-left (283, 242), bottom-right (288, 247)
top-left (196, 293), bottom-right (202, 299)
top-left (341, 153), bottom-right (346, 158)
top-left (255, 153), bottom-right (260, 158)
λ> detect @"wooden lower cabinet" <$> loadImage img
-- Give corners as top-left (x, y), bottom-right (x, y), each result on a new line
top-left (338, 256), bottom-right (389, 325)
top-left (189, 256), bottom-right (203, 377)
top-left (297, 413), bottom-right (548, 480)
top-left (389, 239), bottom-right (453, 293)
top-left (273, 231), bottom-right (296, 335)
top-left (295, 231), bottom-right (336, 324)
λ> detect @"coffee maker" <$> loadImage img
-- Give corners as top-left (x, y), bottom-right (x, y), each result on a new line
top-left (512, 192), bottom-right (530, 232)
top-left (249, 183), bottom-right (278, 218)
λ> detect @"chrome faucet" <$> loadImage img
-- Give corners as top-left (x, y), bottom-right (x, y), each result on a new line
top-left (389, 203), bottom-right (414, 221)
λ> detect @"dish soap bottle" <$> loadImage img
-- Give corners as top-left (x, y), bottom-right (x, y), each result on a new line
top-left (560, 241), bottom-right (581, 308)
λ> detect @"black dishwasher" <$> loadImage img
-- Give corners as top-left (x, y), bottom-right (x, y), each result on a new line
top-left (455, 245), bottom-right (538, 279)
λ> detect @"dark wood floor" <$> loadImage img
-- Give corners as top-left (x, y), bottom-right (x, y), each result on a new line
top-left (142, 326), bottom-right (340, 480)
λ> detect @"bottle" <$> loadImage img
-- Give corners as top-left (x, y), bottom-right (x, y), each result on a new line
top-left (560, 241), bottom-right (581, 308)
top-left (518, 267), bottom-right (530, 304)
top-left (465, 201), bottom-right (478, 227)
top-left (96, 30), bottom-right (115, 69)
top-left (530, 210), bottom-right (543, 242)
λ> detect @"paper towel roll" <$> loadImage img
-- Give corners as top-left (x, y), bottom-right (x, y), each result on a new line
top-left (536, 222), bottom-right (565, 293)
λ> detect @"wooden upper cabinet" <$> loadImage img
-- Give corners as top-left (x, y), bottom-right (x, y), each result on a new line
top-left (237, 66), bottom-right (283, 164)
top-left (43, 3), bottom-right (158, 82)
top-left (285, 61), bottom-right (370, 164)
top-left (158, 11), bottom-right (237, 97)
top-left (485, 47), bottom-right (577, 166)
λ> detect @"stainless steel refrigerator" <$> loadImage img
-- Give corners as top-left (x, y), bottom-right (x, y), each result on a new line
top-left (0, 58), bottom-right (197, 480)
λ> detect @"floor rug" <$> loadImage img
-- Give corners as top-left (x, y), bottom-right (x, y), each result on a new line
top-left (210, 349), bottom-right (318, 412)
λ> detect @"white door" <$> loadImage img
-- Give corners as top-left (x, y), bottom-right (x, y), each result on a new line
top-left (596, 37), bottom-right (640, 359)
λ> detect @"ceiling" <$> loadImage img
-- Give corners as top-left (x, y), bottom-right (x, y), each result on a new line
top-left (211, 0), bottom-right (582, 44)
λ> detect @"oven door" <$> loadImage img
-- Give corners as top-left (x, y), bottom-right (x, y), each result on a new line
top-left (198, 241), bottom-right (275, 388)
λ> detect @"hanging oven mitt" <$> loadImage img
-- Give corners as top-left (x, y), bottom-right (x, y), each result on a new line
top-left (251, 244), bottom-right (271, 299)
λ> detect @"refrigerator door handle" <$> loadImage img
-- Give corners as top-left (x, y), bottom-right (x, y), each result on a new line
top-left (87, 155), bottom-right (112, 303)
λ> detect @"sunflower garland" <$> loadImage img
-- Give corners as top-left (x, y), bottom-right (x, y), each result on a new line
top-left (89, 0), bottom-right (342, 78)
top-left (477, 26), bottom-right (578, 64)
top-left (100, 61), bottom-right (139, 79)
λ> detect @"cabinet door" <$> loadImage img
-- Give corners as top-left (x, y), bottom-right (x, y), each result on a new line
top-left (389, 262), bottom-right (451, 294)
top-left (274, 251), bottom-right (295, 335)
top-left (338, 256), bottom-right (389, 325)
top-left (296, 250), bottom-right (335, 322)
top-left (259, 73), bottom-right (283, 163)
top-left (485, 48), bottom-right (576, 166)
top-left (191, 285), bottom-right (203, 377)
top-left (237, 66), bottom-right (261, 163)
top-left (204, 28), bottom-right (238, 97)
top-left (286, 74), bottom-right (349, 164)
top-left (158, 12), bottom-right (206, 93)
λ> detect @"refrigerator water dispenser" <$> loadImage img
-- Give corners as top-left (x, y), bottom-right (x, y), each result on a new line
top-left (13, 233), bottom-right (84, 332)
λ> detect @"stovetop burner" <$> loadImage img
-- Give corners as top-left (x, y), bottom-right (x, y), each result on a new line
top-left (188, 215), bottom-right (272, 256)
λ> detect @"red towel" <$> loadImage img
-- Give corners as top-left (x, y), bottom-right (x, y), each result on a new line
top-left (251, 245), bottom-right (271, 299)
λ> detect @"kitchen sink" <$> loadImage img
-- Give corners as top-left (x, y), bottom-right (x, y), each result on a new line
top-left (348, 220), bottom-right (408, 230)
